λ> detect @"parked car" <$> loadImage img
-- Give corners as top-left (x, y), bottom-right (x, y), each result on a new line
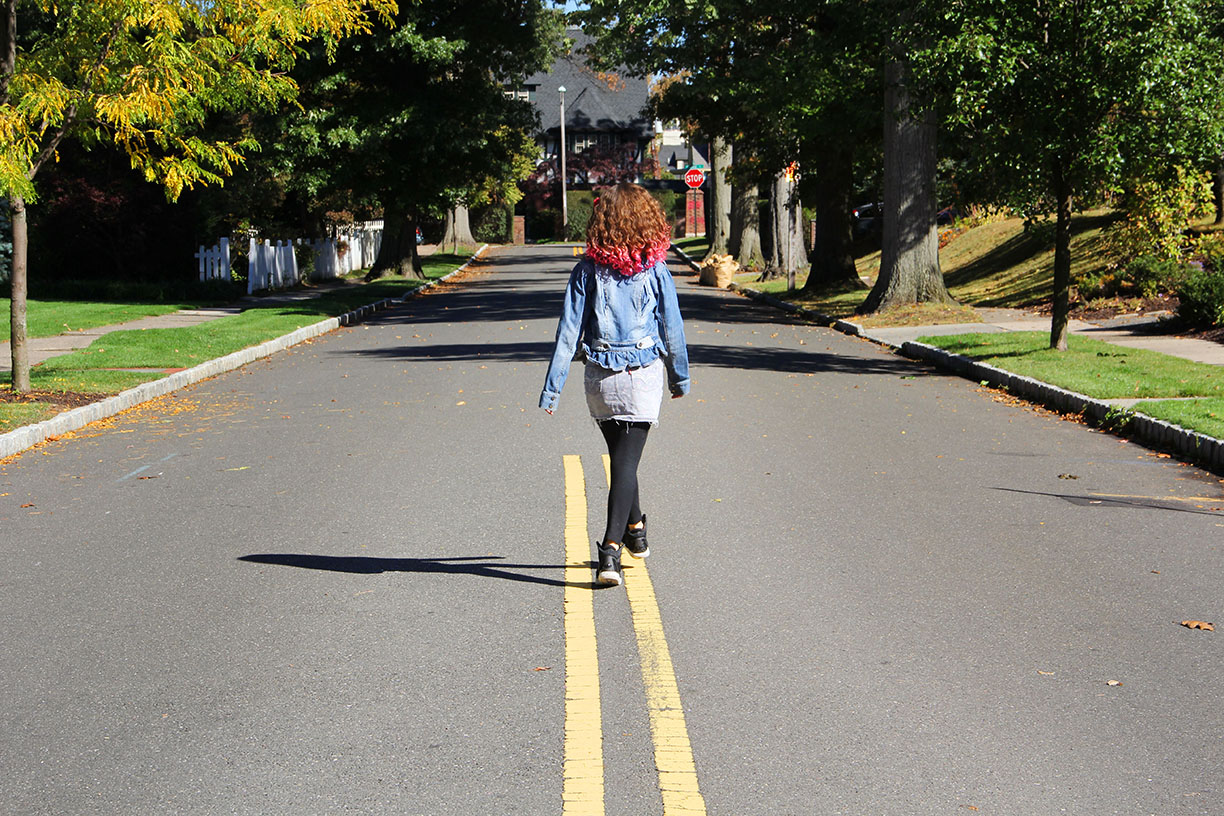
top-left (852, 201), bottom-right (883, 235)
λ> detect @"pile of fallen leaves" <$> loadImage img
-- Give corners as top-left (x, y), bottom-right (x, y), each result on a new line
top-left (698, 253), bottom-right (738, 288)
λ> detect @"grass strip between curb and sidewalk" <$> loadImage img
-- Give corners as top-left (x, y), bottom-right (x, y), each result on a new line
top-left (1131, 398), bottom-right (1224, 442)
top-left (916, 332), bottom-right (1224, 401)
top-left (0, 249), bottom-right (482, 449)
top-left (724, 277), bottom-right (1224, 473)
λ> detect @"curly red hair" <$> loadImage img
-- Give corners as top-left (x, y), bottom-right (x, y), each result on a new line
top-left (585, 183), bottom-right (672, 276)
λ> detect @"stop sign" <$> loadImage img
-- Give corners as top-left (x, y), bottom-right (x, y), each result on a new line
top-left (683, 167), bottom-right (705, 189)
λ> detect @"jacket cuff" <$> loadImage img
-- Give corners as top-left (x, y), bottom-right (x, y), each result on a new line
top-left (669, 378), bottom-right (690, 397)
top-left (539, 390), bottom-right (560, 410)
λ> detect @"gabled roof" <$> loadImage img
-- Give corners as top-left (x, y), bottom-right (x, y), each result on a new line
top-left (525, 29), bottom-right (653, 138)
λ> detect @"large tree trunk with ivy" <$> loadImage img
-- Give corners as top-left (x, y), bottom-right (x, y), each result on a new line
top-left (709, 136), bottom-right (732, 257)
top-left (860, 60), bottom-right (953, 314)
top-left (440, 203), bottom-right (477, 253)
top-left (729, 180), bottom-right (763, 269)
top-left (1050, 164), bottom-right (1073, 351)
top-left (368, 203), bottom-right (423, 280)
top-left (802, 149), bottom-right (862, 292)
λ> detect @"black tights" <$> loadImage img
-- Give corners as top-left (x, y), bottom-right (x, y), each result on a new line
top-left (598, 420), bottom-right (650, 546)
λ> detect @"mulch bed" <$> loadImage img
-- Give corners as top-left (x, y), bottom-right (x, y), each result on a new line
top-left (0, 390), bottom-right (108, 411)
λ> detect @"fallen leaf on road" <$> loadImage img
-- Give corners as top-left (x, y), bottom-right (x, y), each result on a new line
top-left (1180, 620), bottom-right (1215, 631)
top-left (224, 466), bottom-right (250, 472)
top-left (534, 667), bottom-right (552, 671)
top-left (1058, 473), bottom-right (1079, 480)
top-left (456, 401), bottom-right (467, 406)
top-left (137, 475), bottom-right (159, 480)
top-left (1037, 670), bottom-right (1055, 676)
top-left (1106, 680), bottom-right (1123, 686)
top-left (21, 503), bottom-right (34, 508)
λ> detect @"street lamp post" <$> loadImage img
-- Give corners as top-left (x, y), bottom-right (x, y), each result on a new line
top-left (558, 85), bottom-right (568, 232)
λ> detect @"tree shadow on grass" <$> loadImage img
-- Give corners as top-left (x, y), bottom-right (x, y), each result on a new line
top-left (238, 553), bottom-right (621, 589)
top-left (943, 212), bottom-right (1119, 307)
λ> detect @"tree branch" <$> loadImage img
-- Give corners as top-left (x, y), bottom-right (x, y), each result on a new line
top-left (1, 0), bottom-right (16, 106)
top-left (27, 16), bottom-right (123, 181)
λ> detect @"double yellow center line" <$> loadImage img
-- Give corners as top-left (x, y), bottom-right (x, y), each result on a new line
top-left (562, 454), bottom-right (707, 816)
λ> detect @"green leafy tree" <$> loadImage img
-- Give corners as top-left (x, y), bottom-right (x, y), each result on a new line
top-left (273, 0), bottom-right (565, 279)
top-left (909, 0), bottom-right (1224, 349)
top-left (1, 0), bottom-right (395, 392)
top-left (579, 1), bottom-right (881, 290)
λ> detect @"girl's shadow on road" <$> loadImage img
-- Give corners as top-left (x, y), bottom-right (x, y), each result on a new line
top-left (238, 553), bottom-right (604, 589)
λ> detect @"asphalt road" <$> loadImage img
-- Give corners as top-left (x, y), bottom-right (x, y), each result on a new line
top-left (2, 245), bottom-right (1222, 815)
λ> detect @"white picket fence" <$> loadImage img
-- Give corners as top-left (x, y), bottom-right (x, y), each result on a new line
top-left (309, 221), bottom-right (384, 279)
top-left (195, 238), bottom-right (231, 282)
top-left (247, 239), bottom-right (300, 293)
top-left (195, 221), bottom-right (384, 294)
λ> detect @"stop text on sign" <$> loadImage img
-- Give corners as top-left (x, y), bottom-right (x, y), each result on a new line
top-left (684, 168), bottom-right (705, 189)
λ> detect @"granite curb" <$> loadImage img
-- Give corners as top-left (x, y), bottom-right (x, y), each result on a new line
top-left (722, 279), bottom-right (1224, 474)
top-left (0, 246), bottom-right (488, 461)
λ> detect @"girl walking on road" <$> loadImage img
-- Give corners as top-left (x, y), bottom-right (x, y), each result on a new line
top-left (540, 183), bottom-right (690, 587)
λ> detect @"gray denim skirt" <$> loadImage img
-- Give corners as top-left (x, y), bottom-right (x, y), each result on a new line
top-left (584, 357), bottom-right (666, 424)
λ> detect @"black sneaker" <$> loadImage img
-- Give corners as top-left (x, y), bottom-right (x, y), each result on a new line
top-left (623, 515), bottom-right (649, 559)
top-left (596, 541), bottom-right (623, 586)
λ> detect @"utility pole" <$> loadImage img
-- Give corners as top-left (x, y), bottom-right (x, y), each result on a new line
top-left (558, 85), bottom-right (568, 233)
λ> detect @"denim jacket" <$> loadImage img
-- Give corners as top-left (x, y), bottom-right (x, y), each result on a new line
top-left (540, 258), bottom-right (690, 411)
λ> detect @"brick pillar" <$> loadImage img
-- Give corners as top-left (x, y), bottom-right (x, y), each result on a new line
top-left (513, 215), bottom-right (526, 245)
top-left (685, 190), bottom-right (706, 237)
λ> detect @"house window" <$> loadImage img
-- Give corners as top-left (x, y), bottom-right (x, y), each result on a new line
top-left (507, 84), bottom-right (537, 103)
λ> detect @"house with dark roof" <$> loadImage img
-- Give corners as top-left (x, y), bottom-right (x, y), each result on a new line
top-left (517, 29), bottom-right (655, 175)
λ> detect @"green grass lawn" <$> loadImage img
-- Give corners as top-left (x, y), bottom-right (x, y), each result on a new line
top-left (1130, 397), bottom-right (1224, 440)
top-left (0, 401), bottom-right (58, 433)
top-left (0, 251), bottom-right (473, 428)
top-left (738, 209), bottom-right (1120, 326)
top-left (673, 236), bottom-right (710, 260)
top-left (0, 301), bottom-right (188, 340)
top-left (918, 331), bottom-right (1224, 400)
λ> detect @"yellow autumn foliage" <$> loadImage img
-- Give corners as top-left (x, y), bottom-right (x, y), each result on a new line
top-left (0, 0), bottom-right (397, 201)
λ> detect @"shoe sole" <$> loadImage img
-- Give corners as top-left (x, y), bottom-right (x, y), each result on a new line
top-left (597, 569), bottom-right (623, 586)
top-left (626, 547), bottom-right (649, 559)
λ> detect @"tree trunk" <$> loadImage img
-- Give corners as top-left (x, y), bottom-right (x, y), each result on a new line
top-left (9, 195), bottom-right (29, 392)
top-left (709, 137), bottom-right (732, 257)
top-left (440, 203), bottom-right (477, 253)
top-left (767, 171), bottom-right (807, 288)
top-left (368, 204), bottom-right (423, 280)
top-left (1213, 155), bottom-right (1224, 225)
top-left (729, 180), bottom-right (763, 269)
top-left (860, 60), bottom-right (953, 314)
top-left (1050, 165), bottom-right (1073, 351)
top-left (802, 149), bottom-right (862, 292)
